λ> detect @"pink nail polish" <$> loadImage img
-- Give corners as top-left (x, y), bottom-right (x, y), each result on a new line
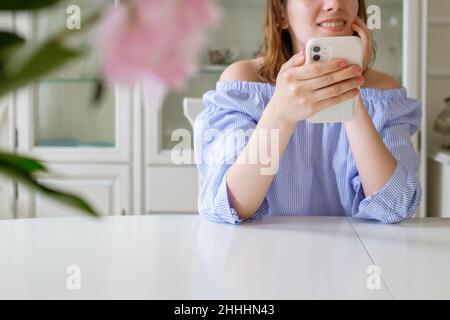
top-left (340, 60), bottom-right (348, 67)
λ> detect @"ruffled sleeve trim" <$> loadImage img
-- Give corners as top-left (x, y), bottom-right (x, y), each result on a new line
top-left (216, 80), bottom-right (275, 94)
top-left (360, 86), bottom-right (407, 101)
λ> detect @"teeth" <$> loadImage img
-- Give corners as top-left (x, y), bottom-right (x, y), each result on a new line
top-left (320, 21), bottom-right (345, 28)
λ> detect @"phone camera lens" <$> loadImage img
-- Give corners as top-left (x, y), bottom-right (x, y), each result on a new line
top-left (313, 46), bottom-right (321, 53)
top-left (313, 54), bottom-right (321, 61)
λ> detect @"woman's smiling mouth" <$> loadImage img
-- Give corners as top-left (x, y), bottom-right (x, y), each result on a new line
top-left (317, 19), bottom-right (346, 32)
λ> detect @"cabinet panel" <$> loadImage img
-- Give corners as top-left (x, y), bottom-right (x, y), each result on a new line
top-left (146, 166), bottom-right (198, 213)
top-left (427, 156), bottom-right (450, 217)
top-left (17, 164), bottom-right (130, 218)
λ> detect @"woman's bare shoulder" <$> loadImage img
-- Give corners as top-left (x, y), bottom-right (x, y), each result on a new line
top-left (362, 69), bottom-right (402, 90)
top-left (219, 57), bottom-right (265, 82)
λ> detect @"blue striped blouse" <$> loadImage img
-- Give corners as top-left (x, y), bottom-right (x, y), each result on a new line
top-left (194, 80), bottom-right (422, 224)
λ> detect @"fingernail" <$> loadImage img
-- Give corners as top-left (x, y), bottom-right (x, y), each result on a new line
top-left (354, 66), bottom-right (362, 74)
top-left (357, 76), bottom-right (365, 84)
top-left (340, 59), bottom-right (348, 67)
top-left (298, 49), bottom-right (305, 56)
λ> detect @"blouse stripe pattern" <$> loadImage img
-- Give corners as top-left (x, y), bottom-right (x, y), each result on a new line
top-left (194, 80), bottom-right (422, 225)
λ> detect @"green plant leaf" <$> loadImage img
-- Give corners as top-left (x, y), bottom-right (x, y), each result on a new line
top-left (0, 39), bottom-right (84, 97)
top-left (0, 31), bottom-right (25, 48)
top-left (0, 0), bottom-right (63, 11)
top-left (0, 31), bottom-right (26, 72)
top-left (0, 152), bottom-right (47, 174)
top-left (0, 152), bottom-right (98, 216)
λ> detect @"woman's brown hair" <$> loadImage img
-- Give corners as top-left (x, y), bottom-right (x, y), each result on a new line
top-left (257, 0), bottom-right (376, 84)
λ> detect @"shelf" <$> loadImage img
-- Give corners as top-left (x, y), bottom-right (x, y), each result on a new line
top-left (38, 139), bottom-right (114, 148)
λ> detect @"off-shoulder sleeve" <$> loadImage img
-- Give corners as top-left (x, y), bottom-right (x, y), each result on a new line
top-left (194, 81), bottom-right (271, 224)
top-left (349, 87), bottom-right (422, 224)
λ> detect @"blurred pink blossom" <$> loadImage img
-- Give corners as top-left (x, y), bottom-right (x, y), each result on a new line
top-left (98, 0), bottom-right (222, 90)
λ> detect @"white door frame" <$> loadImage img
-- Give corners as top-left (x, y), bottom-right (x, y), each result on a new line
top-left (403, 0), bottom-right (428, 218)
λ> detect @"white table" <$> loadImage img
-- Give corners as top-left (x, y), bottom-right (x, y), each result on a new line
top-left (350, 218), bottom-right (450, 299)
top-left (0, 214), bottom-right (449, 299)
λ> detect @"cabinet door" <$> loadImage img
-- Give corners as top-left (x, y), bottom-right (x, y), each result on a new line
top-left (146, 166), bottom-right (198, 213)
top-left (14, 1), bottom-right (132, 163)
top-left (16, 164), bottom-right (130, 218)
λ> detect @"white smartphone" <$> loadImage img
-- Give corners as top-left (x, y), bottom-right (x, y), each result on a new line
top-left (305, 36), bottom-right (363, 123)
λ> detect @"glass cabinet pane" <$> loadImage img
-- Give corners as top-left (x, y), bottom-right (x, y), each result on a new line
top-left (31, 0), bottom-right (114, 148)
top-left (34, 81), bottom-right (115, 147)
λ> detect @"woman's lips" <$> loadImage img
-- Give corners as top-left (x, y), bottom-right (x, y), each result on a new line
top-left (317, 21), bottom-right (346, 32)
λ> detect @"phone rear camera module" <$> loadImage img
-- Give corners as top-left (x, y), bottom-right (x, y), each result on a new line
top-left (313, 54), bottom-right (321, 61)
top-left (313, 46), bottom-right (321, 53)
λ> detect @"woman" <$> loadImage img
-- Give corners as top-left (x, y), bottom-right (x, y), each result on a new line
top-left (194, 0), bottom-right (421, 224)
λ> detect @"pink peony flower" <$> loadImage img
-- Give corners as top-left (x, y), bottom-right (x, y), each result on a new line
top-left (98, 0), bottom-right (222, 91)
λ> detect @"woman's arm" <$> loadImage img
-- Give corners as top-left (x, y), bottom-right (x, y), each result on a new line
top-left (347, 18), bottom-right (403, 197)
top-left (226, 101), bottom-right (296, 220)
top-left (344, 95), bottom-right (397, 196)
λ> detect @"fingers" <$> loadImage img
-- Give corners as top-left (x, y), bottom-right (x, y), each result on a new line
top-left (285, 58), bottom-right (349, 81)
top-left (352, 17), bottom-right (373, 70)
top-left (312, 75), bottom-right (364, 102)
top-left (304, 64), bottom-right (362, 91)
top-left (314, 88), bottom-right (361, 112)
top-left (351, 22), bottom-right (369, 46)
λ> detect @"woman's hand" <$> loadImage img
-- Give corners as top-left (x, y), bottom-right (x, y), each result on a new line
top-left (351, 16), bottom-right (374, 74)
top-left (269, 50), bottom-right (364, 126)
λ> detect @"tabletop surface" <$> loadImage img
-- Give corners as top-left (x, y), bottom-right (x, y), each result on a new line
top-left (0, 214), bottom-right (449, 299)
